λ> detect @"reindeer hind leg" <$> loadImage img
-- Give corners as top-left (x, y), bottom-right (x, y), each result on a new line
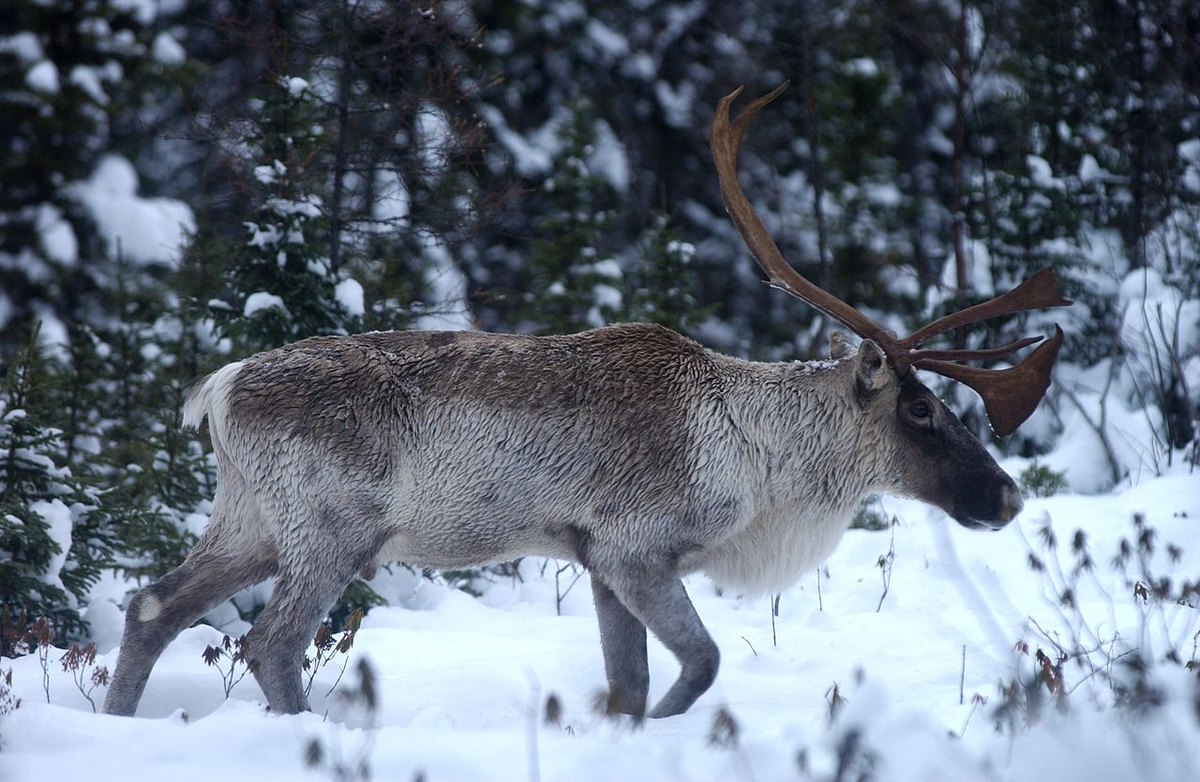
top-left (102, 539), bottom-right (277, 716)
top-left (243, 558), bottom-right (363, 715)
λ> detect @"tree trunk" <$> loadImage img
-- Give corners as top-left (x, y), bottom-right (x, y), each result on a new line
top-left (951, 0), bottom-right (970, 308)
top-left (798, 0), bottom-right (831, 293)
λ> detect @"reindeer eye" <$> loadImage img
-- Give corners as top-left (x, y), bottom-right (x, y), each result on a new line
top-left (910, 400), bottom-right (932, 420)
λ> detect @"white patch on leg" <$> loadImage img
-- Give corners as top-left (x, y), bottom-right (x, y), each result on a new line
top-left (138, 595), bottom-right (162, 622)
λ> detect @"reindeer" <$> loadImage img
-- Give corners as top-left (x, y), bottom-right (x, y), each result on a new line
top-left (102, 84), bottom-right (1070, 719)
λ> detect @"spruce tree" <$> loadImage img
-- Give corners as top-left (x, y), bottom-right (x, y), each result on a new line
top-left (516, 102), bottom-right (624, 334)
top-left (0, 328), bottom-right (115, 648)
top-left (201, 76), bottom-right (363, 356)
top-left (623, 215), bottom-right (703, 334)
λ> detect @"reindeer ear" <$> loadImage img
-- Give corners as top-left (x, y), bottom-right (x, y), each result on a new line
top-left (829, 330), bottom-right (855, 359)
top-left (855, 339), bottom-right (889, 395)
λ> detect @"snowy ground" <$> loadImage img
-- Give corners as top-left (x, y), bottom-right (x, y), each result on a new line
top-left (2, 467), bottom-right (1198, 781)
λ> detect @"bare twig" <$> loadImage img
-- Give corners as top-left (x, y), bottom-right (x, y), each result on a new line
top-left (959, 692), bottom-right (987, 737)
top-left (202, 635), bottom-right (253, 699)
top-left (1066, 647), bottom-right (1140, 697)
top-left (60, 643), bottom-right (108, 713)
top-left (554, 562), bottom-right (584, 616)
top-left (876, 518), bottom-right (898, 613)
top-left (30, 617), bottom-right (53, 704)
top-left (771, 593), bottom-right (780, 647)
top-left (1059, 365), bottom-right (1122, 486)
top-left (527, 676), bottom-right (541, 782)
top-left (959, 644), bottom-right (966, 705)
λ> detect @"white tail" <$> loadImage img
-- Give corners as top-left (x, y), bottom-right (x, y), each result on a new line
top-left (181, 361), bottom-right (244, 431)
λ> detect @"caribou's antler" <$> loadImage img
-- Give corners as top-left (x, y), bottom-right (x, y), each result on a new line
top-left (710, 83), bottom-right (1073, 436)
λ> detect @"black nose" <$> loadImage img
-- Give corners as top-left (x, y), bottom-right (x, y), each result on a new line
top-left (951, 477), bottom-right (1023, 529)
top-left (996, 482), bottom-right (1024, 524)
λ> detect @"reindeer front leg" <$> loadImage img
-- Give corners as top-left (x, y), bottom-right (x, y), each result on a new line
top-left (591, 573), bottom-right (649, 716)
top-left (598, 566), bottom-right (720, 718)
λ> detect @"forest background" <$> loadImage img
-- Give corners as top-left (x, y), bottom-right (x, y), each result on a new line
top-left (1, 0), bottom-right (1197, 653)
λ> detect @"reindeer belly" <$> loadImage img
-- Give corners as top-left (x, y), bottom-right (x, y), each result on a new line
top-left (370, 499), bottom-right (583, 571)
top-left (700, 506), bottom-right (854, 595)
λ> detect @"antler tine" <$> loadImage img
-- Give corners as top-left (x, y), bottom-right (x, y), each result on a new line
top-left (897, 268), bottom-right (1070, 435)
top-left (915, 326), bottom-right (1065, 437)
top-left (902, 268), bottom-right (1072, 349)
top-left (908, 334), bottom-right (1043, 363)
top-left (710, 83), bottom-right (896, 349)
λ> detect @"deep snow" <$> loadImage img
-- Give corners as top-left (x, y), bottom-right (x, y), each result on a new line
top-left (2, 469), bottom-right (1198, 782)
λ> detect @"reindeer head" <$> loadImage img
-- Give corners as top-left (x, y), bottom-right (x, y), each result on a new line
top-left (711, 83), bottom-right (1072, 528)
